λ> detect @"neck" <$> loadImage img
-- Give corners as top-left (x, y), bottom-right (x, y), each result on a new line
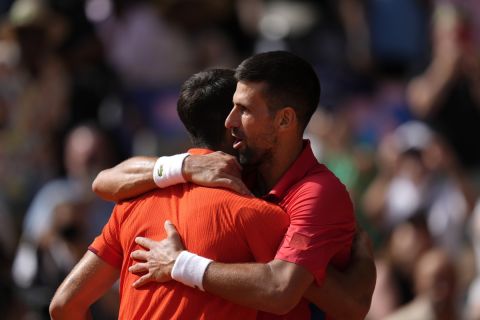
top-left (259, 138), bottom-right (304, 191)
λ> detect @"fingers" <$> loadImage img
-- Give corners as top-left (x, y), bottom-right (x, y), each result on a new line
top-left (129, 262), bottom-right (148, 274)
top-left (164, 221), bottom-right (185, 250)
top-left (213, 151), bottom-right (242, 173)
top-left (225, 154), bottom-right (242, 172)
top-left (164, 220), bottom-right (179, 239)
top-left (131, 249), bottom-right (148, 261)
top-left (135, 236), bottom-right (156, 249)
top-left (132, 273), bottom-right (153, 288)
top-left (231, 178), bottom-right (252, 196)
top-left (217, 177), bottom-right (252, 196)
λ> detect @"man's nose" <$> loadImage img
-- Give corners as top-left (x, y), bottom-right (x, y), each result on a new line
top-left (225, 107), bottom-right (238, 129)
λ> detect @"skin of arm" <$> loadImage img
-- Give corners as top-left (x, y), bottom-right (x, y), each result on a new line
top-left (304, 227), bottom-right (376, 319)
top-left (203, 259), bottom-right (313, 315)
top-left (130, 229), bottom-right (312, 315)
top-left (49, 251), bottom-right (120, 320)
top-left (203, 227), bottom-right (375, 317)
top-left (92, 156), bottom-right (157, 202)
top-left (130, 222), bottom-right (375, 318)
top-left (92, 152), bottom-right (250, 202)
top-left (406, 4), bottom-right (462, 118)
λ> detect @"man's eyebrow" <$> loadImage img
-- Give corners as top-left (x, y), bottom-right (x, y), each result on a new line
top-left (234, 102), bottom-right (246, 108)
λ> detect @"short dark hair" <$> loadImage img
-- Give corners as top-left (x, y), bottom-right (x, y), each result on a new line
top-left (235, 51), bottom-right (321, 131)
top-left (177, 69), bottom-right (236, 149)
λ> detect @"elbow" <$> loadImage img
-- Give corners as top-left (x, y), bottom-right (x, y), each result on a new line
top-left (262, 285), bottom-right (302, 315)
top-left (266, 297), bottom-right (299, 315)
top-left (92, 171), bottom-right (118, 202)
top-left (91, 171), bottom-right (106, 196)
top-left (50, 297), bottom-right (86, 320)
top-left (49, 289), bottom-right (86, 319)
top-left (49, 295), bottom-right (70, 319)
top-left (91, 173), bottom-right (101, 194)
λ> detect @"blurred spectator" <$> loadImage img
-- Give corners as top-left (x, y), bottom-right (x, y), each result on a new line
top-left (12, 124), bottom-right (116, 318)
top-left (368, 217), bottom-right (433, 319)
top-left (385, 248), bottom-right (459, 320)
top-left (306, 108), bottom-right (359, 191)
top-left (92, 0), bottom-right (194, 88)
top-left (367, 258), bottom-right (402, 320)
top-left (17, 123), bottom-right (115, 245)
top-left (407, 2), bottom-right (480, 178)
top-left (0, 0), bottom-right (70, 216)
top-left (14, 201), bottom-right (88, 318)
top-left (13, 200), bottom-right (118, 319)
top-left (363, 121), bottom-right (476, 257)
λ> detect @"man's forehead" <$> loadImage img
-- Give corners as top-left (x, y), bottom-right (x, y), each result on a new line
top-left (233, 81), bottom-right (267, 103)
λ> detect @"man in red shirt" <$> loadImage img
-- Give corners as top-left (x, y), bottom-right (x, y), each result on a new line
top-left (93, 52), bottom-right (375, 319)
top-left (49, 69), bottom-right (290, 319)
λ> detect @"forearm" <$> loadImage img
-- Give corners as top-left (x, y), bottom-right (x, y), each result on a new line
top-left (304, 227), bottom-right (376, 319)
top-left (303, 268), bottom-right (370, 320)
top-left (203, 260), bottom-right (312, 315)
top-left (50, 305), bottom-right (92, 320)
top-left (408, 54), bottom-right (459, 117)
top-left (50, 251), bottom-right (119, 319)
top-left (92, 156), bottom-right (157, 202)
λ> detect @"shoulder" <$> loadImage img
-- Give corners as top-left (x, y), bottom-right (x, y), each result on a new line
top-left (114, 188), bottom-right (175, 215)
top-left (293, 164), bottom-right (350, 201)
top-left (232, 197), bottom-right (289, 230)
top-left (284, 164), bottom-right (354, 223)
top-left (118, 184), bottom-right (186, 205)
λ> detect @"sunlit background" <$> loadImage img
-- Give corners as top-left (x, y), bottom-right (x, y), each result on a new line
top-left (1, 0), bottom-right (480, 319)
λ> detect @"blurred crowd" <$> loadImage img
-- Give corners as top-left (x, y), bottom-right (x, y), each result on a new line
top-left (1, 0), bottom-right (480, 319)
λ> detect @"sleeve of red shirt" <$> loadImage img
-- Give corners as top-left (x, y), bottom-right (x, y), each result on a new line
top-left (236, 202), bottom-right (289, 263)
top-left (88, 203), bottom-right (124, 269)
top-left (274, 178), bottom-right (356, 286)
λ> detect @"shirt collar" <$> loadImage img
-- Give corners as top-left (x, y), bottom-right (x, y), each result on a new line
top-left (265, 139), bottom-right (319, 202)
top-left (187, 148), bottom-right (214, 155)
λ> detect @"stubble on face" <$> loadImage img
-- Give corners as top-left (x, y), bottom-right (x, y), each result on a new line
top-left (229, 81), bottom-right (279, 170)
top-left (235, 125), bottom-right (277, 170)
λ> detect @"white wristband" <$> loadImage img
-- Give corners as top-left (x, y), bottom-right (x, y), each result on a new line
top-left (171, 251), bottom-right (212, 291)
top-left (153, 153), bottom-right (189, 188)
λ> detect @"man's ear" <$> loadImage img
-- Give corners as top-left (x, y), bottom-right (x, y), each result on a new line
top-left (277, 107), bottom-right (297, 130)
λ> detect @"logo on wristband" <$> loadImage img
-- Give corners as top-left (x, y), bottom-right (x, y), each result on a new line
top-left (157, 165), bottom-right (164, 177)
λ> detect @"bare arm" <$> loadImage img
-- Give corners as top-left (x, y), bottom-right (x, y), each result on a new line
top-left (407, 3), bottom-right (462, 118)
top-left (206, 229), bottom-right (375, 317)
top-left (92, 152), bottom-right (250, 202)
top-left (204, 259), bottom-right (313, 315)
top-left (49, 251), bottom-right (120, 320)
top-left (304, 228), bottom-right (376, 319)
top-left (92, 156), bottom-right (157, 202)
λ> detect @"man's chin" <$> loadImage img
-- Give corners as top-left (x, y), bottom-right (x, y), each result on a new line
top-left (238, 152), bottom-right (258, 169)
top-left (238, 153), bottom-right (251, 166)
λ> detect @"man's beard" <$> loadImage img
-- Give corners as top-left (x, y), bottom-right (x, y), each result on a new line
top-left (238, 144), bottom-right (274, 171)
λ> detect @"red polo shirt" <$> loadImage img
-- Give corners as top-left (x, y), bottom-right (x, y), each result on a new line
top-left (259, 140), bottom-right (356, 320)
